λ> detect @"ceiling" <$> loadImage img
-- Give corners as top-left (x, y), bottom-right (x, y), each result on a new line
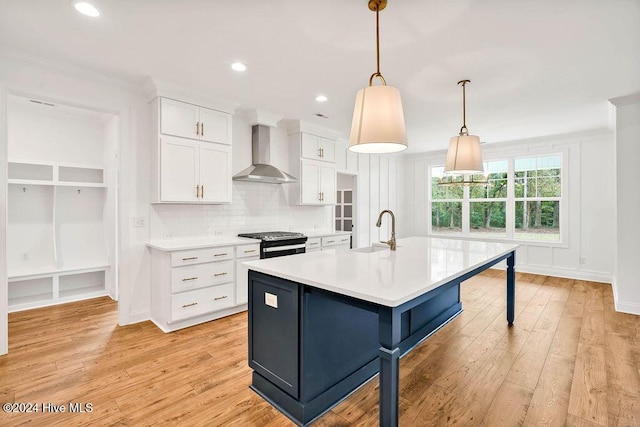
top-left (1, 0), bottom-right (638, 153)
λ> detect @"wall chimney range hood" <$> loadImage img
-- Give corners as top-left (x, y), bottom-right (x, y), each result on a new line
top-left (233, 125), bottom-right (298, 184)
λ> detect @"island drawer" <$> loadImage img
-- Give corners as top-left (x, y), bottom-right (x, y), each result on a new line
top-left (236, 244), bottom-right (261, 259)
top-left (170, 246), bottom-right (233, 267)
top-left (171, 260), bottom-right (234, 293)
top-left (170, 283), bottom-right (234, 322)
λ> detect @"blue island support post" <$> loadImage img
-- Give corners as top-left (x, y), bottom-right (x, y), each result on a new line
top-left (507, 251), bottom-right (516, 326)
top-left (378, 307), bottom-right (402, 427)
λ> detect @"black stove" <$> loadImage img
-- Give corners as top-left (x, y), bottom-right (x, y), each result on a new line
top-left (238, 231), bottom-right (307, 258)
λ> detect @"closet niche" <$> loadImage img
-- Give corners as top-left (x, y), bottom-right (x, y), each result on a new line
top-left (6, 95), bottom-right (118, 312)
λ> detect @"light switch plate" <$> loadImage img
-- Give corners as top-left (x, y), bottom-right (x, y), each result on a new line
top-left (265, 292), bottom-right (278, 309)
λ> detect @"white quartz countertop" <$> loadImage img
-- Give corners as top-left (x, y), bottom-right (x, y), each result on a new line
top-left (244, 237), bottom-right (519, 307)
top-left (147, 236), bottom-right (258, 251)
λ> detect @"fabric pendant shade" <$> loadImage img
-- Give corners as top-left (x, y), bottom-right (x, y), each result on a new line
top-left (349, 85), bottom-right (407, 154)
top-left (444, 134), bottom-right (483, 175)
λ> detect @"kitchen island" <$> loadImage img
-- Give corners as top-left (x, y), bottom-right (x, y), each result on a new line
top-left (244, 237), bottom-right (518, 427)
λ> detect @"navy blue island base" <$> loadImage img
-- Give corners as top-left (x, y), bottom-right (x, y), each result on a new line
top-left (248, 250), bottom-right (516, 427)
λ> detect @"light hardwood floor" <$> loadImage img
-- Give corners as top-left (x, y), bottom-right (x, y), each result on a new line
top-left (1, 271), bottom-right (639, 426)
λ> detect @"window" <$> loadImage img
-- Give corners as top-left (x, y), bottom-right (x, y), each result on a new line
top-left (514, 155), bottom-right (561, 242)
top-left (429, 154), bottom-right (564, 243)
top-left (431, 167), bottom-right (463, 234)
top-left (469, 160), bottom-right (508, 238)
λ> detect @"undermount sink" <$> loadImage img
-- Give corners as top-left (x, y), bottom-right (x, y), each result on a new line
top-left (352, 245), bottom-right (391, 253)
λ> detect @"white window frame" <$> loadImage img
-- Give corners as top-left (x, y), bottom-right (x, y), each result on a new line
top-left (427, 148), bottom-right (569, 248)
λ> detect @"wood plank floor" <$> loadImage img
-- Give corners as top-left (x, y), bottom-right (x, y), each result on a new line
top-left (1, 271), bottom-right (639, 426)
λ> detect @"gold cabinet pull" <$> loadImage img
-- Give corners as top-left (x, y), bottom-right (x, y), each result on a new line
top-left (201, 185), bottom-right (204, 199)
top-left (201, 122), bottom-right (204, 136)
top-left (327, 240), bottom-right (335, 243)
top-left (214, 272), bottom-right (228, 277)
top-left (182, 256), bottom-right (198, 261)
top-left (244, 249), bottom-right (256, 253)
top-left (214, 295), bottom-right (228, 301)
top-left (214, 253), bottom-right (228, 257)
top-left (182, 277), bottom-right (198, 281)
top-left (308, 242), bottom-right (318, 246)
top-left (182, 302), bottom-right (198, 308)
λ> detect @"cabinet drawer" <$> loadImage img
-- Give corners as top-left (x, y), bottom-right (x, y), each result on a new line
top-left (170, 246), bottom-right (233, 266)
top-left (321, 235), bottom-right (351, 248)
top-left (171, 260), bottom-right (234, 293)
top-left (236, 244), bottom-right (261, 259)
top-left (170, 283), bottom-right (234, 322)
top-left (305, 238), bottom-right (321, 250)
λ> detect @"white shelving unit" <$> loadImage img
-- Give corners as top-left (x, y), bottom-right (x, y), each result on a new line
top-left (6, 95), bottom-right (118, 312)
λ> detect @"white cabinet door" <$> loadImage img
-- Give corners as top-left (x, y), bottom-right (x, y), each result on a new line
top-left (199, 107), bottom-right (231, 145)
top-left (160, 137), bottom-right (199, 202)
top-left (301, 133), bottom-right (335, 162)
top-left (318, 138), bottom-right (336, 162)
top-left (301, 133), bottom-right (321, 160)
top-left (235, 256), bottom-right (259, 305)
top-left (300, 160), bottom-right (321, 204)
top-left (320, 164), bottom-right (336, 204)
top-left (199, 143), bottom-right (231, 203)
top-left (160, 98), bottom-right (199, 140)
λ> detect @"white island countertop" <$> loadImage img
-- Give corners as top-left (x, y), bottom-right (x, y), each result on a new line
top-left (244, 236), bottom-right (519, 307)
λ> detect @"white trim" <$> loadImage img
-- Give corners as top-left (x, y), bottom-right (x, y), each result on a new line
top-left (128, 308), bottom-right (151, 325)
top-left (491, 264), bottom-right (612, 284)
top-left (613, 300), bottom-right (640, 316)
top-left (0, 84), bottom-right (8, 356)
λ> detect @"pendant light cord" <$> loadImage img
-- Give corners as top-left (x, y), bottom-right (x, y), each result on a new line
top-left (459, 80), bottom-right (470, 135)
top-left (369, 3), bottom-right (387, 86)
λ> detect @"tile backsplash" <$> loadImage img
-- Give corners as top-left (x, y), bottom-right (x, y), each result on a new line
top-left (150, 181), bottom-right (332, 239)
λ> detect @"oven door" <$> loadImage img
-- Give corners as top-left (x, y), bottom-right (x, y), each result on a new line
top-left (262, 240), bottom-right (307, 259)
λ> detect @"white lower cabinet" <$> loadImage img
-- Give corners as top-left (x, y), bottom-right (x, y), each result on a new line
top-left (171, 283), bottom-right (234, 322)
top-left (321, 234), bottom-right (351, 251)
top-left (150, 243), bottom-right (254, 332)
top-left (235, 243), bottom-right (261, 305)
top-left (305, 237), bottom-right (321, 253)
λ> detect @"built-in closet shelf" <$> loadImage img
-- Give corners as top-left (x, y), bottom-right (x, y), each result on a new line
top-left (8, 264), bottom-right (110, 281)
top-left (8, 160), bottom-right (105, 187)
top-left (8, 179), bottom-right (107, 188)
top-left (8, 267), bottom-right (108, 313)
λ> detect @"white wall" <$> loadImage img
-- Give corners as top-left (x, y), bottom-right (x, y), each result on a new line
top-left (0, 83), bottom-right (8, 355)
top-left (613, 97), bottom-right (640, 315)
top-left (400, 129), bottom-right (616, 283)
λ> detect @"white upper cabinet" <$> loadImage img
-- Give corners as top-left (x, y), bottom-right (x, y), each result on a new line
top-left (160, 137), bottom-right (200, 202)
top-left (299, 159), bottom-right (335, 205)
top-left (335, 139), bottom-right (358, 174)
top-left (199, 143), bottom-right (231, 203)
top-left (301, 133), bottom-right (336, 163)
top-left (152, 96), bottom-right (233, 204)
top-left (159, 136), bottom-right (231, 203)
top-left (160, 98), bottom-right (231, 145)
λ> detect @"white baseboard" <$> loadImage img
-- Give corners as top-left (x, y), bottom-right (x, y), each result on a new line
top-left (614, 300), bottom-right (640, 316)
top-left (122, 308), bottom-right (150, 326)
top-left (492, 264), bottom-right (612, 284)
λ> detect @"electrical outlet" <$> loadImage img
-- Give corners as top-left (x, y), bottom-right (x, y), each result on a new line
top-left (163, 232), bottom-right (174, 239)
top-left (214, 230), bottom-right (223, 236)
top-left (579, 256), bottom-right (587, 264)
top-left (21, 253), bottom-right (29, 262)
top-left (133, 217), bottom-right (146, 228)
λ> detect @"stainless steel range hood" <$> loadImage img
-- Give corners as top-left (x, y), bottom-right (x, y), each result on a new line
top-left (233, 125), bottom-right (298, 184)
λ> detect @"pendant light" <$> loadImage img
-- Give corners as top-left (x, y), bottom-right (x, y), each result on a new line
top-left (441, 79), bottom-right (486, 186)
top-left (349, 0), bottom-right (407, 154)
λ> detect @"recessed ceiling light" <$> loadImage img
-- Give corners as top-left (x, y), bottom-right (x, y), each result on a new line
top-left (72, 1), bottom-right (100, 17)
top-left (315, 95), bottom-right (328, 103)
top-left (231, 62), bottom-right (247, 72)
